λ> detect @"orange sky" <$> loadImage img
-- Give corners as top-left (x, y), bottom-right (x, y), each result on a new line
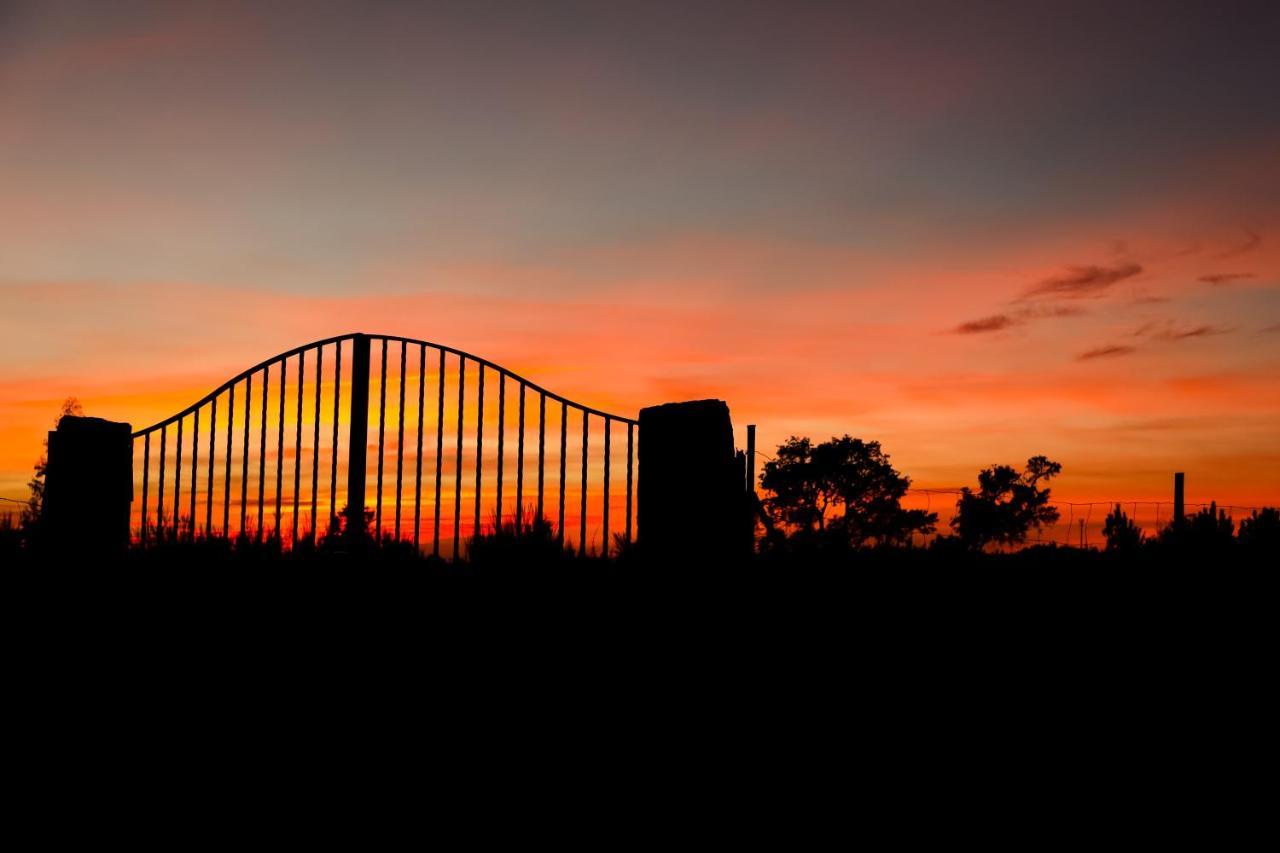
top-left (2, 1), bottom-right (1278, 526)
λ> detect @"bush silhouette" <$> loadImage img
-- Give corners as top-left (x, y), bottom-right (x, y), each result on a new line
top-left (1238, 507), bottom-right (1280, 554)
top-left (1103, 504), bottom-right (1143, 553)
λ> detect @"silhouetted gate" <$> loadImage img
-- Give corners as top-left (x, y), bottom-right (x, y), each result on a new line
top-left (131, 333), bottom-right (637, 558)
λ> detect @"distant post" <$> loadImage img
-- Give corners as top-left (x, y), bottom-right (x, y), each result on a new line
top-left (638, 399), bottom-right (752, 561)
top-left (746, 424), bottom-right (756, 494)
top-left (42, 416), bottom-right (133, 553)
top-left (346, 334), bottom-right (371, 536)
top-left (1174, 472), bottom-right (1185, 525)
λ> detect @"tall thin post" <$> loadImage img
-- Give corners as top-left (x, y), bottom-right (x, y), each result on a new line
top-left (602, 416), bottom-right (610, 557)
top-left (258, 365), bottom-right (269, 539)
top-left (158, 426), bottom-right (167, 535)
top-left (414, 344), bottom-right (425, 549)
top-left (474, 365), bottom-right (484, 539)
top-left (433, 348), bottom-right (444, 555)
top-left (292, 350), bottom-right (304, 547)
top-left (330, 340), bottom-right (342, 527)
top-left (206, 396), bottom-right (216, 536)
top-left (516, 384), bottom-right (525, 528)
top-left (275, 360), bottom-right (286, 536)
top-left (222, 384), bottom-right (233, 537)
top-left (395, 341), bottom-right (406, 541)
top-left (1174, 472), bottom-right (1185, 525)
top-left (454, 357), bottom-right (466, 560)
top-left (240, 372), bottom-right (251, 536)
top-left (537, 393), bottom-right (546, 523)
top-left (375, 339), bottom-right (386, 542)
top-left (189, 408), bottom-right (199, 541)
top-left (746, 424), bottom-right (756, 493)
top-left (346, 335), bottom-right (372, 539)
top-left (558, 402), bottom-right (567, 543)
top-left (625, 422), bottom-right (634, 545)
top-left (174, 418), bottom-right (183, 536)
top-left (580, 412), bottom-right (588, 557)
top-left (141, 432), bottom-right (150, 543)
top-left (496, 372), bottom-right (505, 528)
top-left (311, 345), bottom-right (322, 542)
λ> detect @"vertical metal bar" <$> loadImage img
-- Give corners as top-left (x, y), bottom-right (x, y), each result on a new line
top-left (157, 425), bottom-right (167, 535)
top-left (515, 384), bottom-right (525, 529)
top-left (189, 407), bottom-right (199, 541)
top-left (625, 422), bottom-right (634, 545)
top-left (312, 345), bottom-right (323, 542)
top-left (346, 335), bottom-right (371, 539)
top-left (580, 412), bottom-right (588, 557)
top-left (223, 383), bottom-right (233, 537)
top-left (258, 365), bottom-right (269, 539)
top-left (433, 348), bottom-right (445, 555)
top-left (414, 343), bottom-right (425, 549)
top-left (174, 419), bottom-right (186, 537)
top-left (602, 416), bottom-right (610, 557)
top-left (558, 401), bottom-right (567, 543)
top-left (275, 359), bottom-right (287, 536)
top-left (453, 356), bottom-right (465, 560)
top-left (395, 341), bottom-right (406, 541)
top-left (293, 350), bottom-right (305, 547)
top-left (206, 395), bottom-right (216, 536)
top-left (375, 338), bottom-right (387, 542)
top-left (240, 372), bottom-right (251, 536)
top-left (474, 364), bottom-right (484, 538)
top-left (496, 372), bottom-right (505, 529)
top-left (537, 393), bottom-right (545, 523)
top-left (141, 432), bottom-right (150, 544)
top-left (330, 340), bottom-right (342, 528)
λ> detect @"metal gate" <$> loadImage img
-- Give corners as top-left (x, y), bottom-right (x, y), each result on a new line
top-left (130, 333), bottom-right (637, 558)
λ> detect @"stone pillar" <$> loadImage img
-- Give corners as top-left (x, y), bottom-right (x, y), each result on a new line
top-left (42, 416), bottom-right (133, 552)
top-left (638, 399), bottom-right (752, 562)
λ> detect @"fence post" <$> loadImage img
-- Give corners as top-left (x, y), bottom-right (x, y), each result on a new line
top-left (346, 334), bottom-right (371, 537)
top-left (1174, 472), bottom-right (1185, 526)
top-left (638, 399), bottom-right (752, 562)
top-left (42, 416), bottom-right (133, 553)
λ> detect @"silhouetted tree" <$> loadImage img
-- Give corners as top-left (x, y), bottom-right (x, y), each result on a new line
top-left (1237, 507), bottom-right (1279, 554)
top-left (761, 435), bottom-right (937, 548)
top-left (1103, 504), bottom-right (1143, 553)
top-left (951, 456), bottom-right (1061, 551)
top-left (22, 397), bottom-right (83, 532)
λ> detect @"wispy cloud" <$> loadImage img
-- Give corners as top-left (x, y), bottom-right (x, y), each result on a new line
top-left (1021, 262), bottom-right (1143, 300)
top-left (1260, 323), bottom-right (1280, 334)
top-left (1198, 272), bottom-right (1255, 285)
top-left (954, 314), bottom-right (1016, 334)
top-left (1132, 321), bottom-right (1235, 341)
top-left (1077, 345), bottom-right (1136, 361)
top-left (1213, 228), bottom-right (1261, 259)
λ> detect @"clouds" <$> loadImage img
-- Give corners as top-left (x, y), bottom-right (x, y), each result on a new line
top-left (954, 314), bottom-right (1016, 334)
top-left (1077, 345), bottom-right (1136, 361)
top-left (1020, 263), bottom-right (1143, 300)
top-left (1214, 228), bottom-right (1262, 259)
top-left (1198, 272), bottom-right (1255, 285)
top-left (1138, 322), bottom-right (1234, 341)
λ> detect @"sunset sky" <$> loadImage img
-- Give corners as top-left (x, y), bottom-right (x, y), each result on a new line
top-left (2, 0), bottom-right (1278, 520)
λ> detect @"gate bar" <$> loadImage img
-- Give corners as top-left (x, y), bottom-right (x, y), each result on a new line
top-left (345, 334), bottom-right (371, 539)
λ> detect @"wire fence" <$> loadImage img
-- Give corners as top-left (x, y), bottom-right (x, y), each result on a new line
top-left (897, 488), bottom-right (1269, 548)
top-left (748, 451), bottom-right (1270, 548)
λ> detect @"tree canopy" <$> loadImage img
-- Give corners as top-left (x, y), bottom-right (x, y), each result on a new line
top-left (951, 456), bottom-right (1061, 551)
top-left (761, 435), bottom-right (936, 548)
